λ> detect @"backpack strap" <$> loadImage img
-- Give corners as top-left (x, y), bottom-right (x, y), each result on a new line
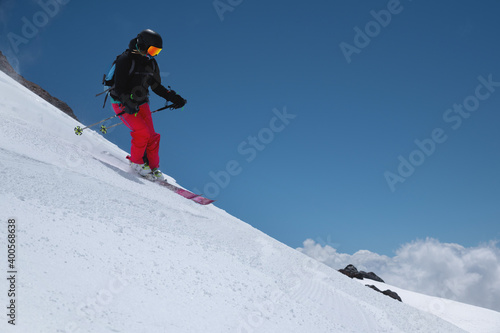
top-left (129, 58), bottom-right (136, 75)
top-left (96, 84), bottom-right (112, 97)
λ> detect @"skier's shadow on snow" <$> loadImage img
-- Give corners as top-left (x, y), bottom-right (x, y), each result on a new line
top-left (95, 159), bottom-right (143, 184)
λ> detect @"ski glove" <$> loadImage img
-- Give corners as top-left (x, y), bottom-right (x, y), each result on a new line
top-left (165, 90), bottom-right (187, 109)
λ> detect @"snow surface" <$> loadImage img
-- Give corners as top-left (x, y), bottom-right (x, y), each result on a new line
top-left (0, 70), bottom-right (497, 332)
top-left (355, 279), bottom-right (500, 333)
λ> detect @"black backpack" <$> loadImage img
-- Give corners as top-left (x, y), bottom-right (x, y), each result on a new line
top-left (96, 53), bottom-right (136, 108)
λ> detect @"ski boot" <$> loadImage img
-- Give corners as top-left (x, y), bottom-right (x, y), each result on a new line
top-left (151, 168), bottom-right (165, 181)
top-left (130, 162), bottom-right (155, 180)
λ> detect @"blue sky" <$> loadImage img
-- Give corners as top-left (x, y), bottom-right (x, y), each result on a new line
top-left (1, 0), bottom-right (499, 256)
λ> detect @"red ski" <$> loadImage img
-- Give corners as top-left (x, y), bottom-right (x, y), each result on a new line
top-left (153, 179), bottom-right (215, 205)
top-left (125, 155), bottom-right (214, 205)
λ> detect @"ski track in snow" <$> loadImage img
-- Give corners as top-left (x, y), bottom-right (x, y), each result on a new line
top-left (1, 71), bottom-right (497, 332)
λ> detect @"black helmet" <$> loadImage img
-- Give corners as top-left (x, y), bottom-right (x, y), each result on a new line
top-left (136, 29), bottom-right (163, 52)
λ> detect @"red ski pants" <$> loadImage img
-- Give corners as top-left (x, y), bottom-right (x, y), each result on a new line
top-left (112, 103), bottom-right (160, 169)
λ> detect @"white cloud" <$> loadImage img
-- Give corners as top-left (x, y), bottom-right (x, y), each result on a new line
top-left (297, 238), bottom-right (500, 312)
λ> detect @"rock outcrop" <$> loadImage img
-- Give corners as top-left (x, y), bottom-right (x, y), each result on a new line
top-left (366, 284), bottom-right (402, 302)
top-left (0, 51), bottom-right (78, 120)
top-left (338, 264), bottom-right (385, 283)
top-left (338, 264), bottom-right (402, 302)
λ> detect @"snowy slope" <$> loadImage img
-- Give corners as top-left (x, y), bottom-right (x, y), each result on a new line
top-left (0, 70), bottom-right (492, 332)
top-left (355, 279), bottom-right (500, 333)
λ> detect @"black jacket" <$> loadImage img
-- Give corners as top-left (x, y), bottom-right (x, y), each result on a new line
top-left (110, 39), bottom-right (172, 110)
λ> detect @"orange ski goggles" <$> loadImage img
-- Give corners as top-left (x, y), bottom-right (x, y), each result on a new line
top-left (147, 46), bottom-right (162, 57)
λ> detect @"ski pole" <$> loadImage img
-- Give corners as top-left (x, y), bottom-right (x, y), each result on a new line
top-left (74, 111), bottom-right (125, 136)
top-left (98, 104), bottom-right (176, 134)
top-left (151, 104), bottom-right (175, 114)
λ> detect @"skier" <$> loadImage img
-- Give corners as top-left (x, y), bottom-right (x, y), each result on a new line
top-left (109, 29), bottom-right (186, 180)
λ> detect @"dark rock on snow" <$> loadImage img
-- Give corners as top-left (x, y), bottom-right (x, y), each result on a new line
top-left (338, 264), bottom-right (385, 283)
top-left (338, 264), bottom-right (402, 302)
top-left (366, 285), bottom-right (402, 302)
